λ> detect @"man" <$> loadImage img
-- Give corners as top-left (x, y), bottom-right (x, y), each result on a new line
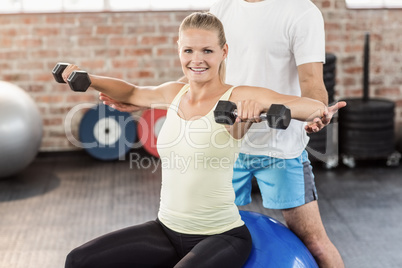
top-left (209, 0), bottom-right (344, 267)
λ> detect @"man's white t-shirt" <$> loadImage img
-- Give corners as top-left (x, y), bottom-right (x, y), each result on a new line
top-left (210, 0), bottom-right (325, 159)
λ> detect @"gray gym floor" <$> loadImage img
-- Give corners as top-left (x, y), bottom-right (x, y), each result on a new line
top-left (1, 150), bottom-right (402, 268)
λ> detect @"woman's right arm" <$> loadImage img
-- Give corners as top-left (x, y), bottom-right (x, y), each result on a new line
top-left (62, 64), bottom-right (183, 109)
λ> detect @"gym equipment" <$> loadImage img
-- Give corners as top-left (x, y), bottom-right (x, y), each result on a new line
top-left (0, 81), bottom-right (43, 179)
top-left (52, 62), bottom-right (91, 92)
top-left (214, 100), bottom-right (291, 129)
top-left (339, 33), bottom-right (400, 167)
top-left (323, 53), bottom-right (336, 104)
top-left (137, 109), bottom-right (167, 158)
top-left (240, 210), bottom-right (318, 268)
top-left (79, 103), bottom-right (137, 161)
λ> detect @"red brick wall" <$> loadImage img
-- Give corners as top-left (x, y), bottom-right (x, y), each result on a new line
top-left (316, 0), bottom-right (402, 137)
top-left (0, 12), bottom-right (187, 150)
top-left (0, 1), bottom-right (401, 151)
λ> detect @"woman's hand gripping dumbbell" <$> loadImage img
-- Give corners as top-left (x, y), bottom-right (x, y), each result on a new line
top-left (214, 100), bottom-right (291, 129)
top-left (52, 63), bottom-right (91, 92)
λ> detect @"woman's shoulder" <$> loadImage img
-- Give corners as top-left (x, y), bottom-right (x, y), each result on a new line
top-left (157, 81), bottom-right (188, 104)
top-left (158, 81), bottom-right (187, 90)
top-left (229, 84), bottom-right (280, 103)
top-left (229, 85), bottom-right (257, 100)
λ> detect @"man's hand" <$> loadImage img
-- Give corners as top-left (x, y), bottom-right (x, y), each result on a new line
top-left (305, 101), bottom-right (347, 133)
top-left (99, 92), bottom-right (145, 113)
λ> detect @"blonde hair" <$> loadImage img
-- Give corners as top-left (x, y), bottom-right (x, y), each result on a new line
top-left (179, 12), bottom-right (227, 84)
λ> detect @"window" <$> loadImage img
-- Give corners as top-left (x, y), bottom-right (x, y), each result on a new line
top-left (345, 0), bottom-right (402, 8)
top-left (110, 0), bottom-right (216, 11)
top-left (0, 0), bottom-right (216, 13)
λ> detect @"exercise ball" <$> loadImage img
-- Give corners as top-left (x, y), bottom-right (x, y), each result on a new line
top-left (0, 81), bottom-right (43, 179)
top-left (240, 210), bottom-right (318, 268)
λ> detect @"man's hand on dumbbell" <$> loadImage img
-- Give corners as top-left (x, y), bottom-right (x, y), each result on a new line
top-left (214, 100), bottom-right (291, 129)
top-left (52, 63), bottom-right (91, 92)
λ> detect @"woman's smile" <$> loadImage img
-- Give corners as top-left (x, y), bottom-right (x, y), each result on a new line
top-left (188, 67), bottom-right (209, 73)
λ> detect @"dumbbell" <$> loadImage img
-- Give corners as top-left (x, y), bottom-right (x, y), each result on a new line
top-left (214, 100), bottom-right (291, 129)
top-left (52, 63), bottom-right (91, 92)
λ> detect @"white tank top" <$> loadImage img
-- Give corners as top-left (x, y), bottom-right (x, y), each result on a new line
top-left (157, 84), bottom-right (244, 235)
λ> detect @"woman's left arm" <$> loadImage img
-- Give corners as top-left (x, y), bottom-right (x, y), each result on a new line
top-left (230, 86), bottom-right (346, 124)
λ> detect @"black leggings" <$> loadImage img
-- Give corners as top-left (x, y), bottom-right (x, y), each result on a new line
top-left (65, 219), bottom-right (252, 268)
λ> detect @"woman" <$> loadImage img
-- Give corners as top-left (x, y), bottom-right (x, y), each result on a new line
top-left (63, 12), bottom-right (345, 268)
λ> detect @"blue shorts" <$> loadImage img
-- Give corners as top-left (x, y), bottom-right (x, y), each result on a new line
top-left (233, 150), bottom-right (317, 209)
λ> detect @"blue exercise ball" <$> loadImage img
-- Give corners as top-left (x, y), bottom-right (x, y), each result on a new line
top-left (0, 81), bottom-right (43, 178)
top-left (240, 210), bottom-right (318, 268)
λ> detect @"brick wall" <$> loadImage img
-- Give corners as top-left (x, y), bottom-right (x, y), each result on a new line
top-left (0, 0), bottom-right (401, 152)
top-left (316, 0), bottom-right (402, 137)
top-left (0, 11), bottom-right (187, 151)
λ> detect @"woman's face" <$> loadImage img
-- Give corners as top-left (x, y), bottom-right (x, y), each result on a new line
top-left (178, 28), bottom-right (227, 84)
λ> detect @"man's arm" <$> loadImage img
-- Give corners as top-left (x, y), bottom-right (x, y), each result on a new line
top-left (298, 62), bottom-right (328, 106)
top-left (99, 76), bottom-right (188, 113)
top-left (298, 62), bottom-right (329, 132)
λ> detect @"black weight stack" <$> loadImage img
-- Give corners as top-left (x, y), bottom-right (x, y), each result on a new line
top-left (307, 53), bottom-right (338, 168)
top-left (323, 53), bottom-right (336, 104)
top-left (339, 33), bottom-right (400, 167)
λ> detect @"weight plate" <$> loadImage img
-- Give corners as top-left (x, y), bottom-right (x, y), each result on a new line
top-left (325, 53), bottom-right (337, 65)
top-left (93, 117), bottom-right (122, 146)
top-left (324, 80), bottom-right (335, 89)
top-left (340, 138), bottom-right (394, 148)
top-left (340, 129), bottom-right (394, 141)
top-left (340, 112), bottom-right (394, 123)
top-left (339, 98), bottom-right (394, 112)
top-left (79, 103), bottom-right (136, 161)
top-left (308, 128), bottom-right (327, 142)
top-left (323, 72), bottom-right (335, 81)
top-left (137, 109), bottom-right (167, 158)
top-left (324, 67), bottom-right (335, 74)
top-left (340, 120), bottom-right (394, 131)
top-left (323, 54), bottom-right (336, 104)
top-left (307, 144), bottom-right (327, 155)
